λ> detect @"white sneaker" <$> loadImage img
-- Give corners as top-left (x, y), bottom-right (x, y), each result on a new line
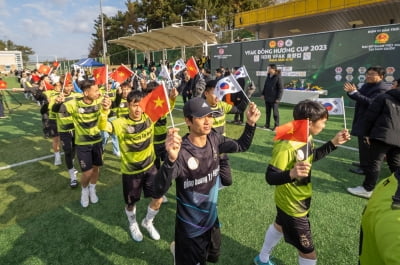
top-left (89, 185), bottom-right (99, 203)
top-left (141, 218), bottom-right (160, 240)
top-left (129, 222), bottom-right (143, 242)
top-left (54, 155), bottom-right (62, 166)
top-left (80, 188), bottom-right (89, 207)
top-left (170, 241), bottom-right (176, 265)
top-left (162, 195), bottom-right (168, 203)
top-left (347, 186), bottom-right (372, 199)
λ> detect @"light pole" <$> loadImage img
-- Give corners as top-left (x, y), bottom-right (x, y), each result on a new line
top-left (100, 0), bottom-right (107, 64)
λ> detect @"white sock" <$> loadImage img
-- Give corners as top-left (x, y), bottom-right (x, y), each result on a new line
top-left (259, 224), bottom-right (283, 262)
top-left (144, 206), bottom-right (159, 224)
top-left (125, 206), bottom-right (136, 224)
top-left (89, 183), bottom-right (96, 191)
top-left (55, 152), bottom-right (61, 159)
top-left (299, 256), bottom-right (317, 265)
top-left (68, 168), bottom-right (76, 180)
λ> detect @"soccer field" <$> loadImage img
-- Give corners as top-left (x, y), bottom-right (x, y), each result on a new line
top-left (0, 78), bottom-right (389, 265)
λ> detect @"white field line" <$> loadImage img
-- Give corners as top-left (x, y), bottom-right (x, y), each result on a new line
top-left (0, 121), bottom-right (357, 171)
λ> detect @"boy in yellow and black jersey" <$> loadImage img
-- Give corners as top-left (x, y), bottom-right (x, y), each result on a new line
top-left (52, 81), bottom-right (82, 188)
top-left (99, 88), bottom-right (178, 242)
top-left (56, 79), bottom-right (104, 208)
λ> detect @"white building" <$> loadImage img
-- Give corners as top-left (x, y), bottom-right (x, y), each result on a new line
top-left (0, 50), bottom-right (23, 74)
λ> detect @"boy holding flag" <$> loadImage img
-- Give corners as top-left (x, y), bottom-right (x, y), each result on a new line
top-left (99, 85), bottom-right (177, 242)
top-left (254, 100), bottom-right (350, 265)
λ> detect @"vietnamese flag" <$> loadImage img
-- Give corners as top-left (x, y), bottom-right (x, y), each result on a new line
top-left (274, 120), bottom-right (309, 142)
top-left (109, 64), bottom-right (133, 83)
top-left (53, 61), bottom-right (60, 68)
top-left (38, 65), bottom-right (51, 75)
top-left (63, 72), bottom-right (73, 87)
top-left (44, 81), bottom-right (54, 90)
top-left (93, 66), bottom-right (107, 85)
top-left (139, 83), bottom-right (170, 122)
top-left (185, 56), bottom-right (199, 79)
top-left (0, 80), bottom-right (7, 89)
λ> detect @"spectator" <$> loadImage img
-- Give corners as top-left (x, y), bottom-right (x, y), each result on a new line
top-left (261, 64), bottom-right (283, 131)
top-left (347, 82), bottom-right (400, 198)
top-left (345, 66), bottom-right (388, 176)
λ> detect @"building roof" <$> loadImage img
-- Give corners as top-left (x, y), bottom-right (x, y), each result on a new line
top-left (108, 25), bottom-right (217, 52)
top-left (234, 0), bottom-right (400, 39)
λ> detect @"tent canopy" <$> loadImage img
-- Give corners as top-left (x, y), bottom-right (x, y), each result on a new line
top-left (73, 58), bottom-right (104, 67)
top-left (108, 25), bottom-right (217, 52)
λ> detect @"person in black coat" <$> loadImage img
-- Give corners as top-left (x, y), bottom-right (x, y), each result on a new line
top-left (345, 66), bottom-right (389, 198)
top-left (261, 64), bottom-right (283, 130)
top-left (344, 66), bottom-right (388, 176)
top-left (350, 87), bottom-right (400, 199)
top-left (232, 67), bottom-right (246, 124)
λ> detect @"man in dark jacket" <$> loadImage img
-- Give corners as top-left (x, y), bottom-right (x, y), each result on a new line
top-left (345, 66), bottom-right (389, 197)
top-left (348, 87), bottom-right (400, 199)
top-left (261, 64), bottom-right (283, 130)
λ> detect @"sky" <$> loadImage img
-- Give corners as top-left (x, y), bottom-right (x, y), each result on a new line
top-left (0, 0), bottom-right (127, 62)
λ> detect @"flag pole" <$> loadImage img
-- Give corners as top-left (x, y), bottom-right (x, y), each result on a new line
top-left (61, 73), bottom-right (67, 94)
top-left (341, 96), bottom-right (347, 130)
top-left (162, 81), bottom-right (175, 128)
top-left (242, 65), bottom-right (254, 90)
top-left (231, 74), bottom-right (251, 103)
top-left (306, 119), bottom-right (309, 159)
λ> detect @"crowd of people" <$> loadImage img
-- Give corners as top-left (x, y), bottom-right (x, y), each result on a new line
top-left (4, 61), bottom-right (400, 265)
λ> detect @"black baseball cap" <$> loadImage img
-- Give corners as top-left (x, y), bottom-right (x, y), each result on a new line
top-left (183, 97), bottom-right (219, 118)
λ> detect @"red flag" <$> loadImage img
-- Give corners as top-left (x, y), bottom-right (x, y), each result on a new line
top-left (44, 81), bottom-right (54, 90)
top-left (63, 72), bottom-right (73, 87)
top-left (109, 65), bottom-right (133, 83)
top-left (93, 66), bottom-right (107, 85)
top-left (0, 80), bottom-right (7, 90)
top-left (185, 57), bottom-right (199, 78)
top-left (38, 65), bottom-right (51, 75)
top-left (53, 61), bottom-right (60, 68)
top-left (274, 120), bottom-right (309, 142)
top-left (139, 84), bottom-right (169, 122)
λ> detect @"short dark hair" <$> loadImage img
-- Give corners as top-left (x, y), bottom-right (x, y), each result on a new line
top-left (367, 66), bottom-right (385, 77)
top-left (204, 80), bottom-right (217, 92)
top-left (293, 99), bottom-right (328, 122)
top-left (269, 64), bottom-right (277, 70)
top-left (127, 90), bottom-right (144, 103)
top-left (80, 79), bottom-right (95, 92)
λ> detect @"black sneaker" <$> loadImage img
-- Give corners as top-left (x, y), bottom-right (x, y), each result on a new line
top-left (70, 179), bottom-right (78, 188)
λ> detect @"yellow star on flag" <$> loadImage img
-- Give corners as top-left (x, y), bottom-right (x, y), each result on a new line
top-left (118, 72), bottom-right (126, 77)
top-left (153, 96), bottom-right (165, 108)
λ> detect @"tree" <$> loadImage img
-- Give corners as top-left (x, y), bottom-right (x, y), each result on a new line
top-left (0, 40), bottom-right (34, 63)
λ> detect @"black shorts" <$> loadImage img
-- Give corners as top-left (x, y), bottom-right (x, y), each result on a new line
top-left (60, 131), bottom-right (75, 153)
top-left (122, 165), bottom-right (160, 206)
top-left (48, 119), bottom-right (59, 137)
top-left (76, 142), bottom-right (103, 172)
top-left (275, 206), bottom-right (314, 254)
top-left (175, 219), bottom-right (221, 265)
